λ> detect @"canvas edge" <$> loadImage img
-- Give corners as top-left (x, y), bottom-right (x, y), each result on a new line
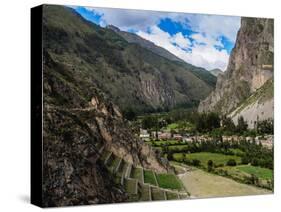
top-left (31, 4), bottom-right (44, 208)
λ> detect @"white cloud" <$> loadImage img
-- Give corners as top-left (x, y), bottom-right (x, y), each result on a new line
top-left (137, 26), bottom-right (230, 71)
top-left (171, 33), bottom-right (191, 49)
top-left (185, 14), bottom-right (241, 43)
top-left (82, 7), bottom-right (166, 31)
top-left (74, 6), bottom-right (241, 71)
top-left (86, 7), bottom-right (240, 43)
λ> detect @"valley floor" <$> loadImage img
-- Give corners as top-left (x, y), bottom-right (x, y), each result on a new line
top-left (178, 167), bottom-right (272, 198)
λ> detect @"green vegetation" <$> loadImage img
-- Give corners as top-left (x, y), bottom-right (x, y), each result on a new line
top-left (236, 165), bottom-right (273, 180)
top-left (167, 123), bottom-right (179, 130)
top-left (173, 152), bottom-right (241, 168)
top-left (138, 107), bottom-right (273, 138)
top-left (227, 159), bottom-right (237, 166)
top-left (156, 173), bottom-right (183, 190)
top-left (144, 170), bottom-right (157, 186)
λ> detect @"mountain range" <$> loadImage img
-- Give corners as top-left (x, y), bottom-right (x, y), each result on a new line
top-left (43, 5), bottom-right (216, 115)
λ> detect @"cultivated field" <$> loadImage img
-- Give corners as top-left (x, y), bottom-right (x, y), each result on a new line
top-left (179, 168), bottom-right (272, 198)
top-left (173, 152), bottom-right (241, 167)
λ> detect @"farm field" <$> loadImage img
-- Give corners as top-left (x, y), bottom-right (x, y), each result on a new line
top-left (173, 152), bottom-right (241, 167)
top-left (222, 165), bottom-right (273, 180)
top-left (236, 165), bottom-right (273, 179)
top-left (144, 170), bottom-right (158, 186)
top-left (156, 173), bottom-right (184, 190)
top-left (179, 168), bottom-right (271, 198)
top-left (167, 145), bottom-right (189, 151)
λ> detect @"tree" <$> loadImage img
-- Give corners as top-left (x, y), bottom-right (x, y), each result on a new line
top-left (123, 108), bottom-right (136, 121)
top-left (257, 119), bottom-right (274, 134)
top-left (227, 159), bottom-right (237, 166)
top-left (167, 152), bottom-right (174, 161)
top-left (192, 159), bottom-right (201, 167)
top-left (221, 115), bottom-right (236, 133)
top-left (236, 116), bottom-right (248, 133)
top-left (249, 174), bottom-right (259, 185)
top-left (207, 160), bottom-right (214, 172)
top-left (195, 112), bottom-right (220, 132)
top-left (207, 112), bottom-right (221, 130)
top-left (141, 116), bottom-right (158, 129)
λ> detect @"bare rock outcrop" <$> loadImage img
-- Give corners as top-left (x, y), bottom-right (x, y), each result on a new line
top-left (198, 17), bottom-right (274, 126)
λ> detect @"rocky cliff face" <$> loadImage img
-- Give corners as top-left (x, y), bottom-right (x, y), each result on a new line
top-left (42, 51), bottom-right (170, 207)
top-left (42, 6), bottom-right (173, 206)
top-left (198, 17), bottom-right (274, 126)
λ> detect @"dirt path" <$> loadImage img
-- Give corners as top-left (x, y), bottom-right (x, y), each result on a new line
top-left (178, 168), bottom-right (272, 199)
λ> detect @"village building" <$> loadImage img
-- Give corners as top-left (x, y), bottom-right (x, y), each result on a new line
top-left (173, 134), bottom-right (183, 141)
top-left (158, 132), bottom-right (172, 140)
top-left (139, 129), bottom-right (150, 141)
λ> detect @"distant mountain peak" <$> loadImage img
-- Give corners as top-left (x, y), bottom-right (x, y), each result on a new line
top-left (106, 24), bottom-right (120, 32)
top-left (210, 68), bottom-right (223, 77)
top-left (107, 24), bottom-right (184, 63)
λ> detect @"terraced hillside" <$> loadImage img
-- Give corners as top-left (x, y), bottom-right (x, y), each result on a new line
top-left (100, 151), bottom-right (189, 202)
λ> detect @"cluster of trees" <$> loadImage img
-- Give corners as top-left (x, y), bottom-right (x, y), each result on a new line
top-left (160, 139), bottom-right (273, 170)
top-left (133, 108), bottom-right (273, 137)
top-left (256, 119), bottom-right (274, 134)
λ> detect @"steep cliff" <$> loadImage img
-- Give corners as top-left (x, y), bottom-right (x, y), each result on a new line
top-left (198, 17), bottom-right (274, 126)
top-left (42, 6), bottom-right (173, 206)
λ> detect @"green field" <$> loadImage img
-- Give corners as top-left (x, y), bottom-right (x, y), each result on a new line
top-left (156, 173), bottom-right (183, 190)
top-left (167, 145), bottom-right (189, 151)
top-left (173, 152), bottom-right (241, 167)
top-left (144, 170), bottom-right (157, 186)
top-left (236, 165), bottom-right (273, 180)
top-left (229, 148), bottom-right (245, 156)
top-left (148, 140), bottom-right (181, 146)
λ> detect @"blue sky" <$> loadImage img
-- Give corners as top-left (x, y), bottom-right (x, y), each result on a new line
top-left (71, 6), bottom-right (241, 71)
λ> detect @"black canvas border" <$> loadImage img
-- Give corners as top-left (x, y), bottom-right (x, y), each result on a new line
top-left (31, 5), bottom-right (43, 207)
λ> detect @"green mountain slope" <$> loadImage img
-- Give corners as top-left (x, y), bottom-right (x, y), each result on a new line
top-left (107, 25), bottom-right (217, 89)
top-left (43, 5), bottom-right (215, 114)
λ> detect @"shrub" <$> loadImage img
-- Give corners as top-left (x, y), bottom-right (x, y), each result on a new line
top-left (227, 159), bottom-right (237, 166)
top-left (192, 159), bottom-right (201, 167)
top-left (207, 160), bottom-right (214, 172)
